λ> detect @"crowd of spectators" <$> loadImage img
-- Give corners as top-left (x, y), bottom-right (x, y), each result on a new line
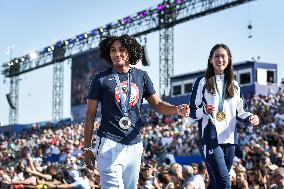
top-left (0, 122), bottom-right (100, 189)
top-left (0, 88), bottom-right (283, 188)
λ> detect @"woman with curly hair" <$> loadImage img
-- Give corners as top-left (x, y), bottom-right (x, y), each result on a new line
top-left (189, 44), bottom-right (259, 188)
top-left (83, 34), bottom-right (189, 189)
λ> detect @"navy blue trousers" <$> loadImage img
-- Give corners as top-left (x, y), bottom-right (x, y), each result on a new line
top-left (200, 144), bottom-right (235, 189)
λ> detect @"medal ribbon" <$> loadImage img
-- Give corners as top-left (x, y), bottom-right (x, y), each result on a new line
top-left (215, 76), bottom-right (226, 113)
top-left (113, 69), bottom-right (132, 117)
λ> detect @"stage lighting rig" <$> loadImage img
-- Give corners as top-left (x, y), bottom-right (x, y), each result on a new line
top-left (2, 0), bottom-right (257, 79)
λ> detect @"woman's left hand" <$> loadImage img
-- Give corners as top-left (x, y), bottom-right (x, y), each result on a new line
top-left (249, 114), bottom-right (259, 125)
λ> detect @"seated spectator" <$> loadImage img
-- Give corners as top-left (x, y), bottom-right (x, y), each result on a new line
top-left (268, 167), bottom-right (284, 189)
top-left (156, 171), bottom-right (175, 189)
top-left (170, 163), bottom-right (184, 186)
top-left (185, 162), bottom-right (206, 189)
top-left (141, 164), bottom-right (155, 189)
top-left (181, 165), bottom-right (194, 188)
top-left (234, 171), bottom-right (249, 189)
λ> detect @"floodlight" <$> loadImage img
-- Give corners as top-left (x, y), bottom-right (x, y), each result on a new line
top-left (77, 34), bottom-right (85, 41)
top-left (157, 4), bottom-right (166, 11)
top-left (176, 0), bottom-right (183, 4)
top-left (91, 29), bottom-right (97, 36)
top-left (64, 39), bottom-right (73, 46)
top-left (122, 16), bottom-right (131, 24)
top-left (54, 41), bottom-right (62, 48)
top-left (138, 10), bottom-right (148, 17)
top-left (29, 52), bottom-right (38, 60)
top-left (99, 27), bottom-right (104, 33)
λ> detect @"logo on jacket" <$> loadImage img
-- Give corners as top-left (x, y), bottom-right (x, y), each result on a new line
top-left (115, 81), bottom-right (139, 107)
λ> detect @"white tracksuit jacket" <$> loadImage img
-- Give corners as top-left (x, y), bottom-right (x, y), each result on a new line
top-left (190, 75), bottom-right (252, 148)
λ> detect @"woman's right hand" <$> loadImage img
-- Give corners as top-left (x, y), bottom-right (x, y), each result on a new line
top-left (84, 150), bottom-right (96, 170)
top-left (205, 104), bottom-right (215, 114)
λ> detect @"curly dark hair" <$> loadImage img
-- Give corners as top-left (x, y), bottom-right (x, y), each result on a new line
top-left (99, 34), bottom-right (143, 65)
top-left (205, 43), bottom-right (235, 98)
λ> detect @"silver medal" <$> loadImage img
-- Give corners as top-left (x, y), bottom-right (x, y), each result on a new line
top-left (119, 116), bottom-right (131, 129)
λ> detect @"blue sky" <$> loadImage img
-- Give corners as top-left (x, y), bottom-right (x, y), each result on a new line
top-left (0, 0), bottom-right (283, 125)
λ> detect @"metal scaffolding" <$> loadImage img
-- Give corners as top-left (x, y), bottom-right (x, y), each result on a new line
top-left (159, 0), bottom-right (176, 95)
top-left (52, 61), bottom-right (64, 121)
top-left (9, 77), bottom-right (19, 124)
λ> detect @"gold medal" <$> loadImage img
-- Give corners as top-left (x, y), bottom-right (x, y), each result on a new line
top-left (216, 111), bottom-right (226, 122)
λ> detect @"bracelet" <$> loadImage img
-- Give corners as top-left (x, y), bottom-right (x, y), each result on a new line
top-left (83, 147), bottom-right (93, 152)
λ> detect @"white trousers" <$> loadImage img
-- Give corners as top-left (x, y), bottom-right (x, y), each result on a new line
top-left (95, 136), bottom-right (143, 189)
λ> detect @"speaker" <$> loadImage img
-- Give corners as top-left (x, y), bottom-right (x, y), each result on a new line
top-left (9, 63), bottom-right (21, 76)
top-left (53, 47), bottom-right (66, 62)
top-left (6, 93), bottom-right (16, 109)
top-left (142, 45), bottom-right (150, 66)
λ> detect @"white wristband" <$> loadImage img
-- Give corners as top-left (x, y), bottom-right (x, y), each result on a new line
top-left (83, 147), bottom-right (93, 152)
